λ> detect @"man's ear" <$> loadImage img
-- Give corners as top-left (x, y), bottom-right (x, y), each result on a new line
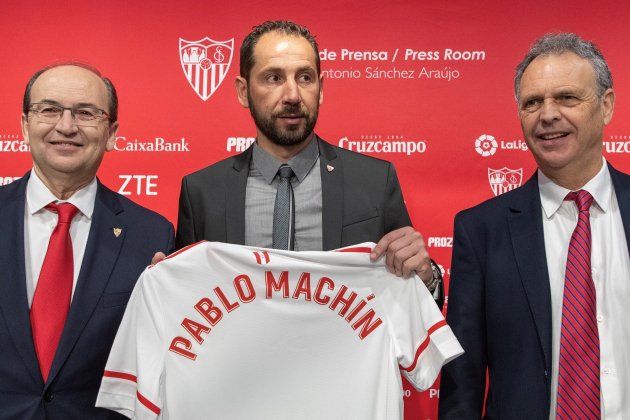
top-left (318, 73), bottom-right (324, 105)
top-left (235, 76), bottom-right (249, 108)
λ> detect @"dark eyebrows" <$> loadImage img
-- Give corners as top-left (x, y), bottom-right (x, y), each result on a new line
top-left (260, 64), bottom-right (317, 75)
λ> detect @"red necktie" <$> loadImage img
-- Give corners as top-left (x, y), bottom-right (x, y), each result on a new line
top-left (557, 190), bottom-right (600, 419)
top-left (30, 202), bottom-right (79, 381)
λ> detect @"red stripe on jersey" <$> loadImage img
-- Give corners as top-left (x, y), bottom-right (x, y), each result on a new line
top-left (254, 252), bottom-right (262, 265)
top-left (137, 391), bottom-right (161, 415)
top-left (400, 320), bottom-right (448, 372)
top-left (103, 370), bottom-right (137, 382)
top-left (150, 241), bottom-right (208, 268)
top-left (103, 371), bottom-right (161, 415)
top-left (336, 247), bottom-right (373, 254)
top-left (263, 251), bottom-right (270, 263)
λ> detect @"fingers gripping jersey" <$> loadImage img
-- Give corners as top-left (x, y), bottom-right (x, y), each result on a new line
top-left (96, 242), bottom-right (463, 420)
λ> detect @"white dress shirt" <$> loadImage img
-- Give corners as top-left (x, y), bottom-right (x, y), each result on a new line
top-left (24, 169), bottom-right (96, 307)
top-left (540, 160), bottom-right (630, 419)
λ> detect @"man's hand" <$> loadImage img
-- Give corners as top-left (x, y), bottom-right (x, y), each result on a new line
top-left (151, 252), bottom-right (167, 266)
top-left (370, 226), bottom-right (432, 284)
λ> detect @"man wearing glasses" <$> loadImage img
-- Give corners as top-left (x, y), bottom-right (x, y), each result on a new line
top-left (0, 63), bottom-right (174, 419)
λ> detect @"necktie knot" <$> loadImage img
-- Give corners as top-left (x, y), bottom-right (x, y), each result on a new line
top-left (565, 189), bottom-right (593, 213)
top-left (278, 165), bottom-right (294, 180)
top-left (273, 164), bottom-right (295, 250)
top-left (46, 202), bottom-right (79, 225)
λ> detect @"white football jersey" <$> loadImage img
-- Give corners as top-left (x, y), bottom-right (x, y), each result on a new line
top-left (96, 241), bottom-right (463, 420)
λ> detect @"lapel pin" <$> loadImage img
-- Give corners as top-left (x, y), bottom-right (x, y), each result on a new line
top-left (326, 164), bottom-right (334, 172)
top-left (113, 228), bottom-right (122, 238)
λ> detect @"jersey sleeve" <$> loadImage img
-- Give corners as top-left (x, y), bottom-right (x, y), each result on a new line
top-left (96, 269), bottom-right (165, 419)
top-left (392, 274), bottom-right (464, 391)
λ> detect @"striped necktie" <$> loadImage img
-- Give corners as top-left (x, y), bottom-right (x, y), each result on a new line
top-left (556, 190), bottom-right (600, 419)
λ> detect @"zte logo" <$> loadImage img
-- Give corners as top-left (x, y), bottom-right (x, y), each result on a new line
top-left (0, 177), bottom-right (21, 185)
top-left (118, 175), bottom-right (159, 196)
top-left (427, 237), bottom-right (453, 247)
top-left (227, 137), bottom-right (255, 152)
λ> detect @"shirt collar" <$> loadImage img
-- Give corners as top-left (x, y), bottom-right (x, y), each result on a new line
top-left (538, 157), bottom-right (612, 219)
top-left (26, 169), bottom-right (97, 219)
top-left (252, 135), bottom-right (320, 184)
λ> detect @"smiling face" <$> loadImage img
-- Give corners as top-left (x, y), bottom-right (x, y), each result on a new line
top-left (517, 52), bottom-right (615, 189)
top-left (21, 65), bottom-right (118, 195)
top-left (235, 31), bottom-right (323, 159)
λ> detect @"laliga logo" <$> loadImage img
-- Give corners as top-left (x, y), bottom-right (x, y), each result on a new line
top-left (488, 167), bottom-right (522, 196)
top-left (179, 37), bottom-right (234, 101)
top-left (475, 134), bottom-right (497, 157)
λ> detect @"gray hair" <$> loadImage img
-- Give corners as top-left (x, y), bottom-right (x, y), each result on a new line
top-left (514, 33), bottom-right (612, 102)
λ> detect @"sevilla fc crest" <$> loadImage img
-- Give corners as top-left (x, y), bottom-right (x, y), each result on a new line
top-left (488, 167), bottom-right (522, 196)
top-left (179, 37), bottom-right (234, 101)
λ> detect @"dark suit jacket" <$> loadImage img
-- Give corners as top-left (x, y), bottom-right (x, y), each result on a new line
top-left (439, 163), bottom-right (630, 419)
top-left (0, 173), bottom-right (174, 420)
top-left (176, 136), bottom-right (412, 249)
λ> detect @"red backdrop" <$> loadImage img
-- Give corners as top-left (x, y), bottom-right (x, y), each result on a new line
top-left (2, 1), bottom-right (629, 417)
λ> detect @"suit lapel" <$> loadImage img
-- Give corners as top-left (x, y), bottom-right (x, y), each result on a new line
top-left (609, 163), bottom-right (630, 249)
top-left (226, 147), bottom-right (251, 245)
top-left (0, 175), bottom-right (43, 386)
top-left (507, 174), bottom-right (553, 369)
top-left (318, 138), bottom-right (343, 251)
top-left (47, 182), bottom-right (126, 385)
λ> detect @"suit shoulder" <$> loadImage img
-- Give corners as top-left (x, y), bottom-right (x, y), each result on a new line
top-left (0, 176), bottom-right (26, 195)
top-left (183, 153), bottom-right (245, 183)
top-left (98, 183), bottom-right (172, 228)
top-left (329, 142), bottom-right (393, 168)
top-left (0, 177), bottom-right (28, 208)
top-left (456, 182), bottom-right (532, 222)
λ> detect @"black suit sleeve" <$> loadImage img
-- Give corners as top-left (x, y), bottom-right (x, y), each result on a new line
top-left (175, 176), bottom-right (196, 249)
top-left (438, 212), bottom-right (486, 419)
top-left (383, 162), bottom-right (412, 231)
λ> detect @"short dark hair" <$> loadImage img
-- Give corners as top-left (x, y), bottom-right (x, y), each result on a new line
top-left (514, 33), bottom-right (613, 102)
top-left (240, 20), bottom-right (320, 81)
top-left (22, 62), bottom-right (119, 123)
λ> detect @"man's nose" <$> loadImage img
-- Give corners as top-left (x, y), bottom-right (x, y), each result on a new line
top-left (54, 109), bottom-right (79, 134)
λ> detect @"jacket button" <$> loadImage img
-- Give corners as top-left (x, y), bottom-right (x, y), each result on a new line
top-left (43, 391), bottom-right (53, 402)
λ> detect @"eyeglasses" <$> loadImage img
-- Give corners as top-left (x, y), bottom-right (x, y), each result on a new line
top-left (28, 103), bottom-right (111, 127)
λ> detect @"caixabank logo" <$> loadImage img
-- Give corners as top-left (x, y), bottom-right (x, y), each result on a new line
top-left (474, 134), bottom-right (528, 157)
top-left (114, 136), bottom-right (190, 152)
top-left (180, 37), bottom-right (234, 101)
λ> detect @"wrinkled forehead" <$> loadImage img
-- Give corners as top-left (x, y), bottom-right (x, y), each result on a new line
top-left (30, 65), bottom-right (109, 107)
top-left (253, 32), bottom-right (317, 70)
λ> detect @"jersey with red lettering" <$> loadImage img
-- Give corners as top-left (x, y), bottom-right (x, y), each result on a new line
top-left (96, 241), bottom-right (463, 420)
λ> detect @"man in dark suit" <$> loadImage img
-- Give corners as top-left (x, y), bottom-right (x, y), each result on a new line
top-left (175, 21), bottom-right (443, 293)
top-left (439, 33), bottom-right (629, 419)
top-left (0, 63), bottom-right (174, 419)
